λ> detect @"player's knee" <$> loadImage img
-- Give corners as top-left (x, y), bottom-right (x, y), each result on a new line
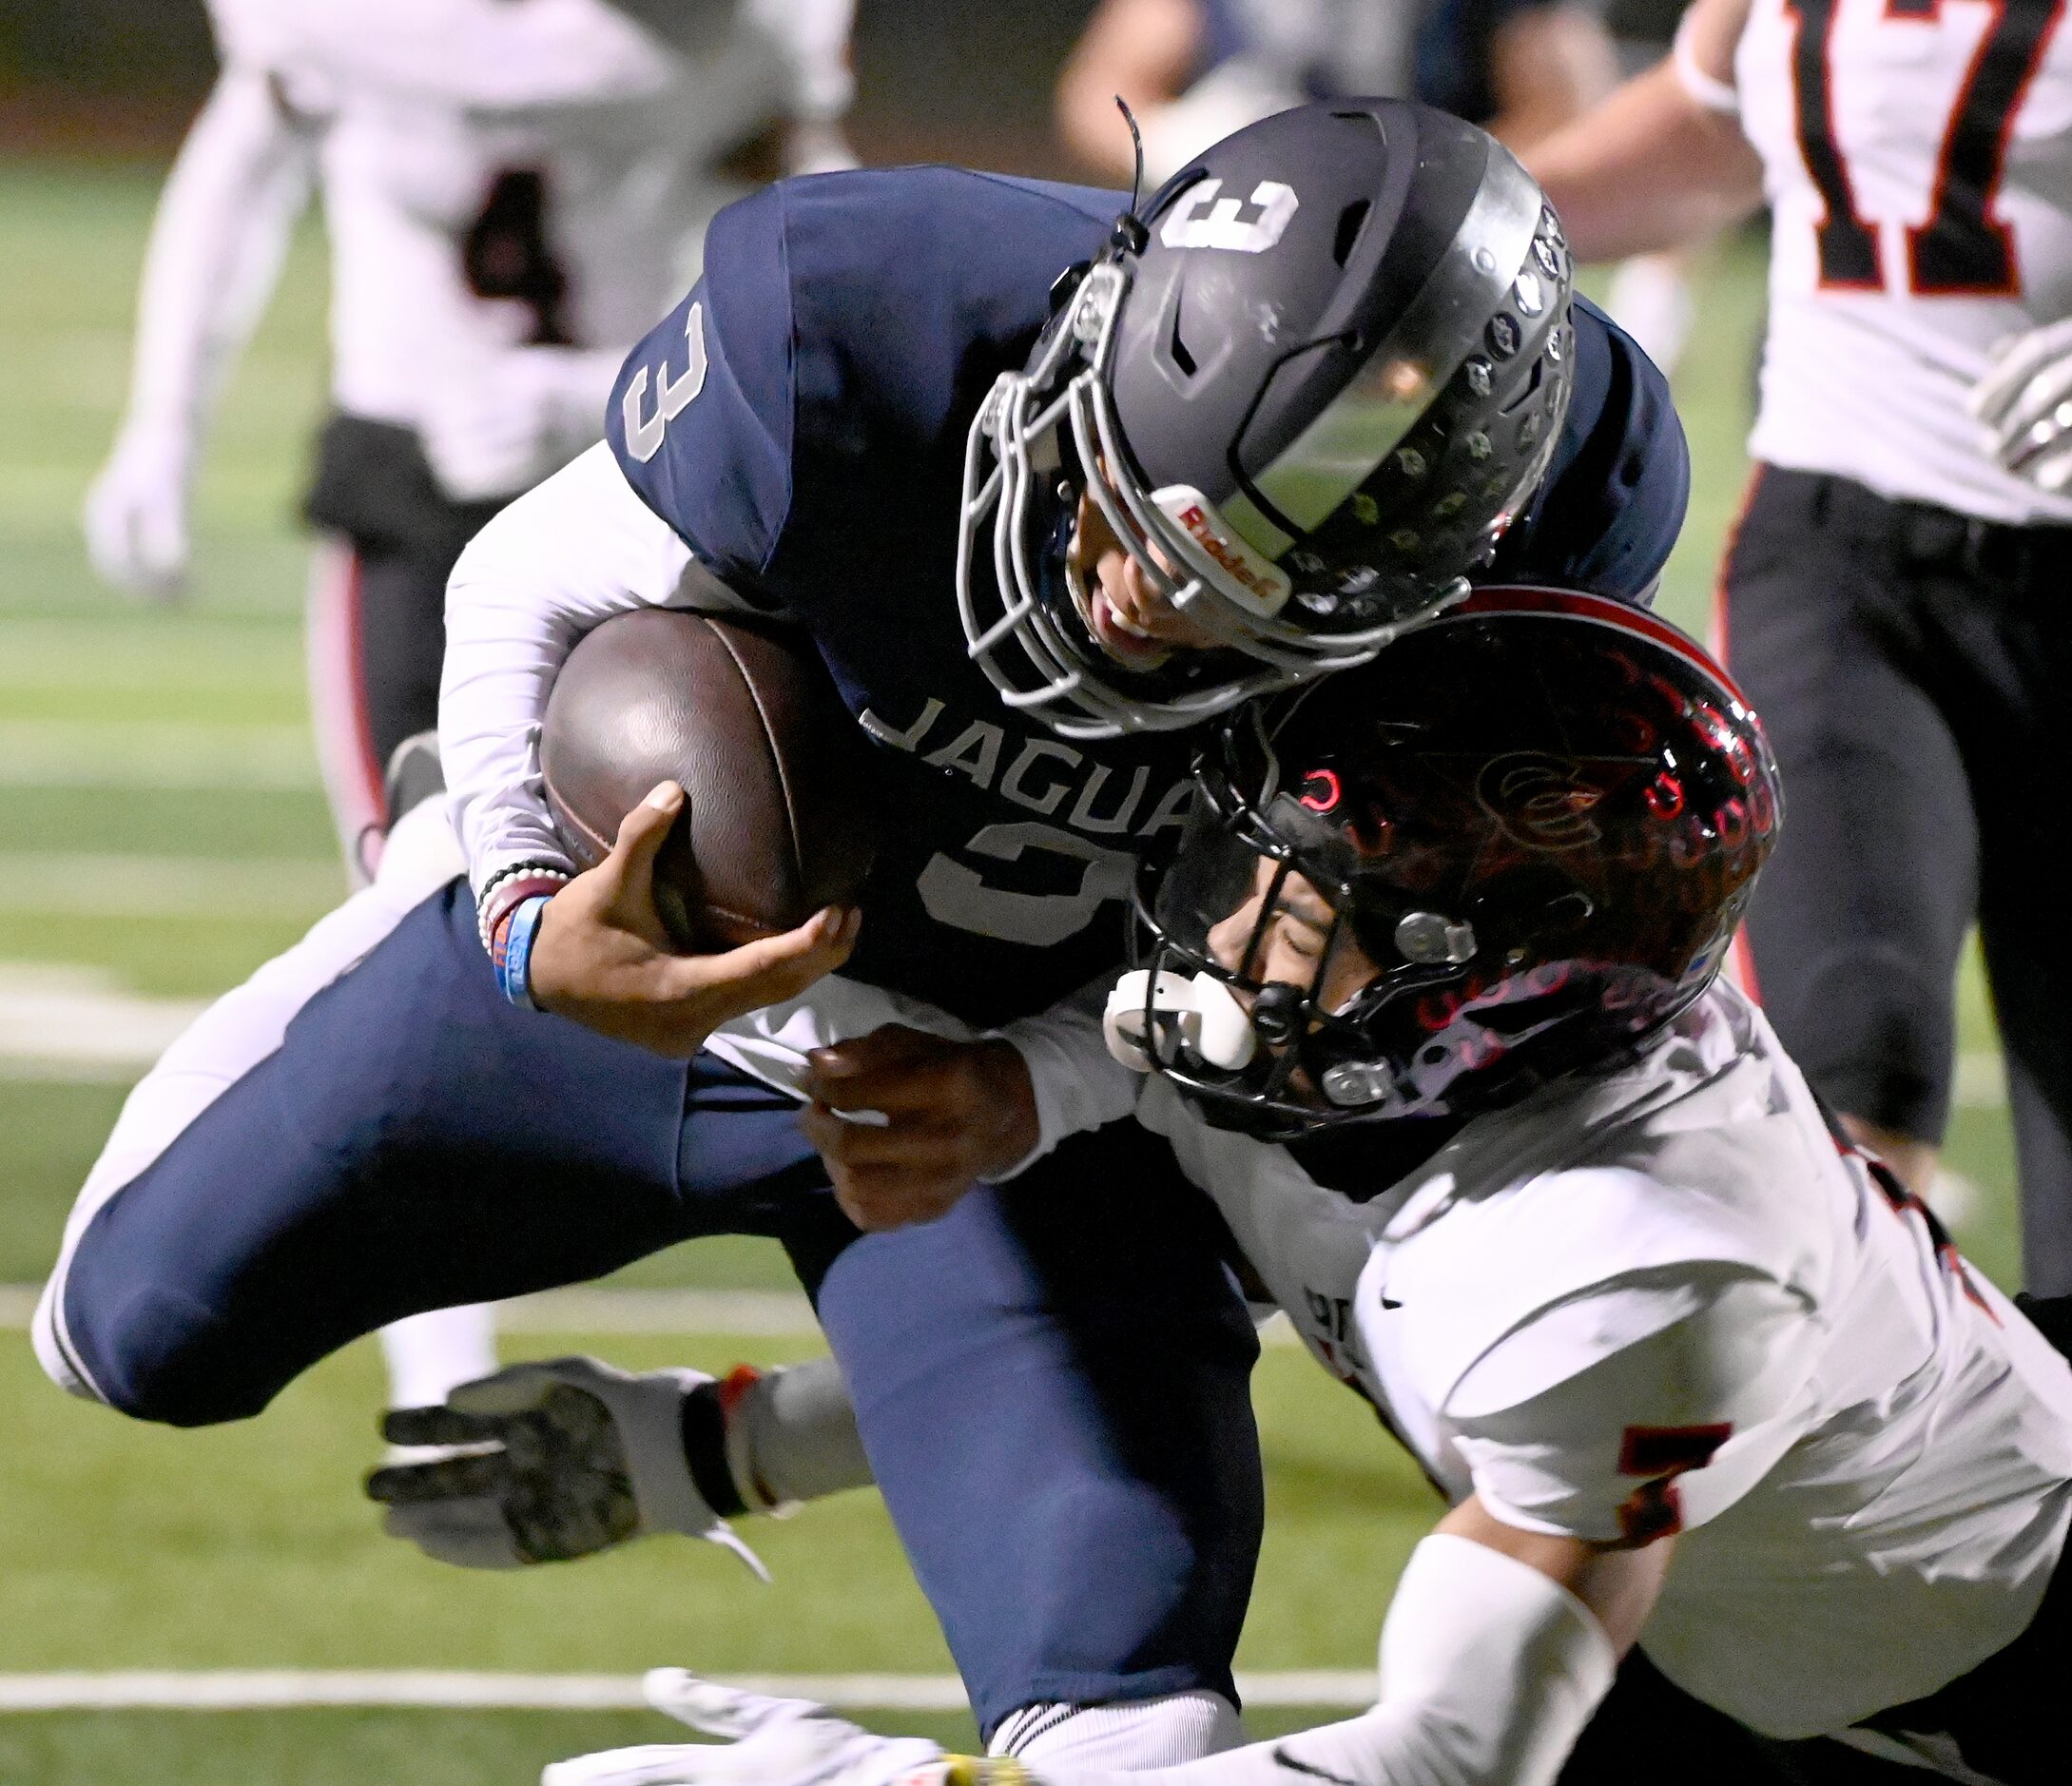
top-left (35, 1246), bottom-right (269, 1428)
top-left (30, 1272), bottom-right (104, 1406)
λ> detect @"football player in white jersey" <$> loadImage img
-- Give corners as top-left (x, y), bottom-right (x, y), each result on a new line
top-left (1522, 0), bottom-right (2072, 1296)
top-left (87, 0), bottom-right (854, 864)
top-left (82, 0), bottom-right (854, 1420)
top-left (392, 589), bottom-right (2072, 1785)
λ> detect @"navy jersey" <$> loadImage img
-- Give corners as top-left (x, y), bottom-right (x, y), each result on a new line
top-left (607, 166), bottom-right (1685, 1025)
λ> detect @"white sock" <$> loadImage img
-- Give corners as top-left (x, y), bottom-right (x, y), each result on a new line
top-left (380, 1303), bottom-right (498, 1410)
top-left (989, 1692), bottom-right (1245, 1766)
top-left (726, 1357), bottom-right (874, 1509)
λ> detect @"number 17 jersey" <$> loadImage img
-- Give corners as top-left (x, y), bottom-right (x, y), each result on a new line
top-left (1736, 0), bottom-right (2072, 522)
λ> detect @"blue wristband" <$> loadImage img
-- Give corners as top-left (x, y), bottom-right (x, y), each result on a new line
top-left (494, 894), bottom-right (552, 1010)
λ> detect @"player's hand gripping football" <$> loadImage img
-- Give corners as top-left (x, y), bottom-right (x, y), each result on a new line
top-left (544, 1670), bottom-right (1009, 1786)
top-left (531, 782), bottom-right (862, 1057)
top-left (366, 1355), bottom-right (765, 1574)
top-left (1971, 317), bottom-right (2072, 495)
top-left (799, 1025), bottom-right (1040, 1232)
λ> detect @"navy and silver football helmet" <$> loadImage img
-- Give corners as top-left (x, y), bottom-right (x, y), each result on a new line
top-left (958, 100), bottom-right (1575, 739)
top-left (1109, 587), bottom-right (1782, 1139)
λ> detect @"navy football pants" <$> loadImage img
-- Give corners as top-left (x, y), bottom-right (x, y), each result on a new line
top-left (45, 883), bottom-right (1263, 1731)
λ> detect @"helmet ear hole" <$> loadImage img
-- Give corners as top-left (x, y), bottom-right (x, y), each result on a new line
top-left (1332, 200), bottom-right (1371, 267)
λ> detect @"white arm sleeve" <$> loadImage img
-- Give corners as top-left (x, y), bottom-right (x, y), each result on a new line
top-left (114, 66), bottom-right (313, 447)
top-left (991, 977), bottom-right (1144, 1174)
top-left (1052, 1535), bottom-right (1616, 1786)
top-left (441, 441), bottom-right (746, 897)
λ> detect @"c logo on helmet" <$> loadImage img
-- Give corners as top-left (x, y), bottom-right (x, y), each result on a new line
top-left (1299, 768), bottom-right (1343, 813)
top-left (1477, 752), bottom-right (1603, 850)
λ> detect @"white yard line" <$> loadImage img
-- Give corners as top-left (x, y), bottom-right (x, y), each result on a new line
top-left (0, 961), bottom-right (208, 1070)
top-left (0, 856), bottom-right (343, 921)
top-left (0, 1670), bottom-right (1377, 1713)
top-left (0, 721), bottom-right (320, 790)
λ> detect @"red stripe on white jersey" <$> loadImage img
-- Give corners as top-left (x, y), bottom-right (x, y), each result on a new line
top-left (1712, 473), bottom-right (1769, 1002)
top-left (305, 541), bottom-right (385, 887)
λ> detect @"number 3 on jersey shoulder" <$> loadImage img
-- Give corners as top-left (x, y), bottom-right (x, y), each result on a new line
top-left (1786, 0), bottom-right (2067, 296)
top-left (623, 302), bottom-right (709, 463)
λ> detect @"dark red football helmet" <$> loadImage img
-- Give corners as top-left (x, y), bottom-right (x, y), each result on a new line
top-left (1113, 585), bottom-right (1782, 1137)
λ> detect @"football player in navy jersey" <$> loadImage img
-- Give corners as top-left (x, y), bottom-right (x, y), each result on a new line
top-left (37, 102), bottom-right (1685, 1767)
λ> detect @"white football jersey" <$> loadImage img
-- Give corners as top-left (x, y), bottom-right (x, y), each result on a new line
top-left (1733, 0), bottom-right (2072, 522)
top-left (1141, 983), bottom-right (2072, 1738)
top-left (206, 0), bottom-right (851, 427)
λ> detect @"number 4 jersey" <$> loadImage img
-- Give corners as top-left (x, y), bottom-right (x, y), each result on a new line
top-left (204, 0), bottom-right (855, 431)
top-left (1142, 980), bottom-right (2072, 1738)
top-left (1735, 0), bottom-right (2072, 522)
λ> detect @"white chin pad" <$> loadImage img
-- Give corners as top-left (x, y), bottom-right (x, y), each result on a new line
top-left (1104, 970), bottom-right (1259, 1072)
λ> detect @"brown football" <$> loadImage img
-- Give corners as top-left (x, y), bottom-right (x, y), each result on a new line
top-left (540, 609), bottom-right (878, 950)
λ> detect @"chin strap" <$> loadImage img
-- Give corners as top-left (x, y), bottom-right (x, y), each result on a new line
top-left (1104, 969), bottom-right (1259, 1073)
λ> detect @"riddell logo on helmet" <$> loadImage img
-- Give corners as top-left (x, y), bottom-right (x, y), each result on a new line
top-left (1152, 486), bottom-right (1292, 616)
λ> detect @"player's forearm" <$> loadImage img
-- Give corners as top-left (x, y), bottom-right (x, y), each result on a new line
top-left (118, 68), bottom-right (310, 446)
top-left (991, 976), bottom-right (1145, 1172)
top-left (1526, 63), bottom-right (1763, 261)
top-left (1037, 1537), bottom-right (1617, 1786)
top-left (1484, 9), bottom-right (1620, 153)
top-left (441, 442), bottom-right (696, 917)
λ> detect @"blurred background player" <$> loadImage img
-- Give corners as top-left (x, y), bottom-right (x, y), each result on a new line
top-left (78, 0), bottom-right (856, 1422)
top-left (1055, 0), bottom-right (1619, 183)
top-left (1054, 0), bottom-right (1700, 371)
top-left (1526, 0), bottom-right (2072, 1291)
top-left (1598, 0), bottom-right (1704, 373)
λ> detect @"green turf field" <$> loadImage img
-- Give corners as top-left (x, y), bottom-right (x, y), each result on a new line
top-left (0, 159), bottom-right (2028, 1781)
